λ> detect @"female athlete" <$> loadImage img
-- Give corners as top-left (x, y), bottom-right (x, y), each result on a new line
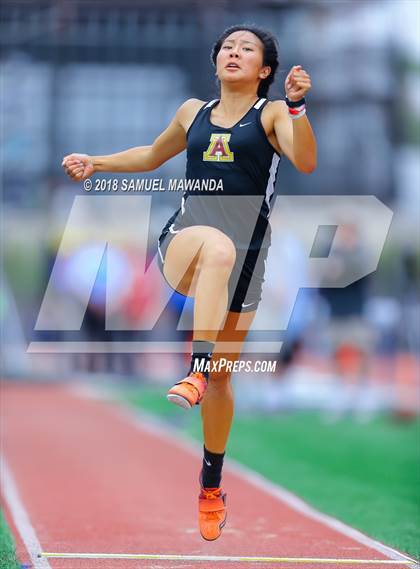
top-left (62, 24), bottom-right (316, 541)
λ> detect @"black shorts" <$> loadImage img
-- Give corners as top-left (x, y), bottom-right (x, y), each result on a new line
top-left (157, 231), bottom-right (268, 313)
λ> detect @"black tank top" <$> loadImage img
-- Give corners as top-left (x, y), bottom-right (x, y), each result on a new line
top-left (160, 97), bottom-right (281, 250)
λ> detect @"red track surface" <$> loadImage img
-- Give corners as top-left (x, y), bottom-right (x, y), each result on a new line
top-left (0, 382), bottom-right (413, 569)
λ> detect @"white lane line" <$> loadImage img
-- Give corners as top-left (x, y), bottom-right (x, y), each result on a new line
top-left (38, 552), bottom-right (416, 564)
top-left (226, 460), bottom-right (418, 567)
top-left (0, 454), bottom-right (52, 569)
top-left (114, 404), bottom-right (417, 567)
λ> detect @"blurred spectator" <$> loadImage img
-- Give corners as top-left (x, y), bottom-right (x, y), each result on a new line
top-left (318, 223), bottom-right (377, 418)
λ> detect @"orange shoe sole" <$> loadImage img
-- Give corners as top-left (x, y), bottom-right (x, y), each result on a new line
top-left (166, 392), bottom-right (193, 409)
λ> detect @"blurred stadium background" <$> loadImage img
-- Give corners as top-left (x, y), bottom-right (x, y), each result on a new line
top-left (1, 0), bottom-right (419, 559)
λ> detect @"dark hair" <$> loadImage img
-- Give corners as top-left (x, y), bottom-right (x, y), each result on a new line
top-left (211, 24), bottom-right (279, 98)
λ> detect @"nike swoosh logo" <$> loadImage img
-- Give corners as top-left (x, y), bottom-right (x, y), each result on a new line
top-left (242, 302), bottom-right (255, 308)
top-left (239, 122), bottom-right (252, 127)
top-left (204, 459), bottom-right (212, 467)
top-left (169, 224), bottom-right (180, 234)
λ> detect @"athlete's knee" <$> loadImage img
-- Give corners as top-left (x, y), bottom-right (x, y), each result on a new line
top-left (201, 238), bottom-right (236, 270)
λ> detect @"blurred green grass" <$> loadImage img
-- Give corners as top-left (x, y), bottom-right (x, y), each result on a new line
top-left (0, 510), bottom-right (20, 569)
top-left (120, 385), bottom-right (420, 559)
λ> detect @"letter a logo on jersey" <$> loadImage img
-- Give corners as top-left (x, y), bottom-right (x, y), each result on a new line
top-left (203, 134), bottom-right (234, 162)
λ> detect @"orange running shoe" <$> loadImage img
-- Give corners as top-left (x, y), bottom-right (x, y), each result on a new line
top-left (198, 487), bottom-right (227, 541)
top-left (166, 372), bottom-right (208, 409)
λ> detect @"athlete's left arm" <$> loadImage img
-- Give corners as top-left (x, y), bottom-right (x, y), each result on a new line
top-left (273, 65), bottom-right (317, 174)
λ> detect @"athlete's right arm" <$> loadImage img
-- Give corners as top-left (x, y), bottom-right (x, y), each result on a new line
top-left (62, 98), bottom-right (203, 181)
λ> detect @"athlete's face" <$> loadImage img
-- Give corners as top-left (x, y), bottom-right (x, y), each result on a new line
top-left (216, 30), bottom-right (271, 88)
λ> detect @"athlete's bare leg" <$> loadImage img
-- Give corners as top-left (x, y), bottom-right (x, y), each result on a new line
top-left (201, 310), bottom-right (256, 453)
top-left (163, 225), bottom-right (236, 343)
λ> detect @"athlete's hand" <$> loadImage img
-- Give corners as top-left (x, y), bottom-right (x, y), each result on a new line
top-left (62, 153), bottom-right (95, 181)
top-left (285, 65), bottom-right (312, 101)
